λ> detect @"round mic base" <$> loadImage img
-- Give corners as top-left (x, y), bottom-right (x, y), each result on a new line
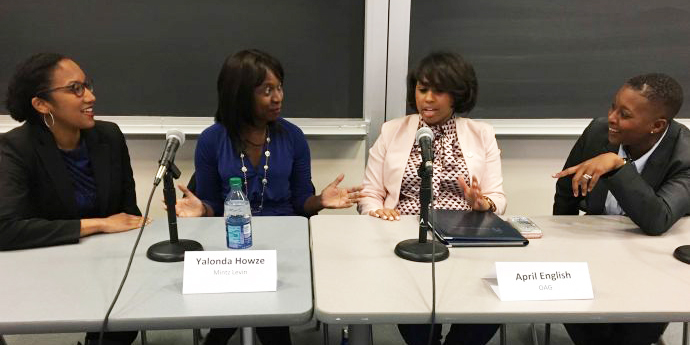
top-left (147, 239), bottom-right (204, 262)
top-left (395, 238), bottom-right (449, 262)
top-left (673, 245), bottom-right (690, 264)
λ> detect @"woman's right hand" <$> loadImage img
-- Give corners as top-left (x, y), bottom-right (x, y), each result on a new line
top-left (551, 152), bottom-right (625, 197)
top-left (369, 208), bottom-right (400, 221)
top-left (173, 184), bottom-right (208, 217)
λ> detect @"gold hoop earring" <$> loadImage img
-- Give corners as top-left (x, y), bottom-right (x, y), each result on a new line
top-left (42, 111), bottom-right (55, 128)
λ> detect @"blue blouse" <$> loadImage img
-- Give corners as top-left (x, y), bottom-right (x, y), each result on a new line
top-left (59, 139), bottom-right (98, 218)
top-left (195, 118), bottom-right (315, 217)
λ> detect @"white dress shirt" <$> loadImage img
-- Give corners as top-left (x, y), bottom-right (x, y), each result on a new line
top-left (604, 127), bottom-right (669, 215)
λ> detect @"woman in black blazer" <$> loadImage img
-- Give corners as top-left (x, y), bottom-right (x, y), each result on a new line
top-left (0, 53), bottom-right (145, 345)
top-left (553, 73), bottom-right (688, 345)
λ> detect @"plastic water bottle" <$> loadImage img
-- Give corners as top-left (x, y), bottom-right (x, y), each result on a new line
top-left (224, 177), bottom-right (252, 249)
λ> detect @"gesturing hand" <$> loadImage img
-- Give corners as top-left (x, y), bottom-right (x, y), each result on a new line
top-left (320, 173), bottom-right (365, 209)
top-left (552, 152), bottom-right (625, 197)
top-left (457, 175), bottom-right (492, 211)
top-left (173, 184), bottom-right (208, 217)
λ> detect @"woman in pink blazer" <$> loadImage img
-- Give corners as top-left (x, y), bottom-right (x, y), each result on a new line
top-left (358, 52), bottom-right (505, 345)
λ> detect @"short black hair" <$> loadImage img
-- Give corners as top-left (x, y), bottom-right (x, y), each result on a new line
top-left (625, 73), bottom-right (683, 119)
top-left (214, 49), bottom-right (284, 152)
top-left (5, 53), bottom-right (66, 123)
top-left (407, 52), bottom-right (478, 114)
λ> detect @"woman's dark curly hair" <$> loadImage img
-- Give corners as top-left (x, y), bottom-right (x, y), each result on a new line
top-left (625, 73), bottom-right (683, 119)
top-left (407, 52), bottom-right (478, 114)
top-left (5, 53), bottom-right (66, 123)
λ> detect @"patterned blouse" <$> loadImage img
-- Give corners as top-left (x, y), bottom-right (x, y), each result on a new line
top-left (397, 118), bottom-right (472, 215)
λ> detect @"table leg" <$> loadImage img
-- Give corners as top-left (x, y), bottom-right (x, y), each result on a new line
top-left (193, 329), bottom-right (202, 345)
top-left (544, 323), bottom-right (551, 345)
top-left (0, 335), bottom-right (6, 345)
top-left (140, 330), bottom-right (148, 345)
top-left (322, 323), bottom-right (329, 345)
top-left (349, 325), bottom-right (372, 345)
top-left (683, 322), bottom-right (688, 345)
top-left (500, 324), bottom-right (507, 345)
top-left (240, 327), bottom-right (255, 345)
top-left (530, 324), bottom-right (538, 345)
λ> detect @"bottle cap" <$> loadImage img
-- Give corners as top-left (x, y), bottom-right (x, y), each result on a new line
top-left (229, 177), bottom-right (242, 188)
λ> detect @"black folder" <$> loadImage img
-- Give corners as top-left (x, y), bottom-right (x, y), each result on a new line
top-left (431, 209), bottom-right (529, 247)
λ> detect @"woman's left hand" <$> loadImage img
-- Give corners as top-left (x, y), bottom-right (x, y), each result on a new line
top-left (457, 175), bottom-right (492, 211)
top-left (319, 173), bottom-right (365, 209)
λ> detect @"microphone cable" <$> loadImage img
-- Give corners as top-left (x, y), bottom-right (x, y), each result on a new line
top-left (98, 185), bottom-right (157, 345)
top-left (427, 201), bottom-right (439, 345)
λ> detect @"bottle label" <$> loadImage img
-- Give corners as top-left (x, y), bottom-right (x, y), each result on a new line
top-left (226, 218), bottom-right (252, 249)
top-left (227, 225), bottom-right (242, 242)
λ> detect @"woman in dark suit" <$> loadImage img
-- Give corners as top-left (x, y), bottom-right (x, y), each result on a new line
top-left (0, 53), bottom-right (146, 345)
top-left (553, 73), bottom-right (689, 235)
top-left (553, 73), bottom-right (689, 345)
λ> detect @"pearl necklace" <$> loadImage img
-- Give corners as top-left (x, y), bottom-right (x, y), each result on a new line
top-left (240, 129), bottom-right (270, 213)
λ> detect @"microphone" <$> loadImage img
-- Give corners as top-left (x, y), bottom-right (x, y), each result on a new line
top-left (154, 129), bottom-right (185, 186)
top-left (416, 127), bottom-right (434, 163)
top-left (393, 126), bottom-right (449, 263)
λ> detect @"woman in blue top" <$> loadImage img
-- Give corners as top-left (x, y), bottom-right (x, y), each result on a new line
top-left (175, 49), bottom-right (362, 345)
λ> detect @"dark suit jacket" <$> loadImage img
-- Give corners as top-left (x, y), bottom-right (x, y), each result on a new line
top-left (553, 117), bottom-right (690, 235)
top-left (0, 120), bottom-right (140, 250)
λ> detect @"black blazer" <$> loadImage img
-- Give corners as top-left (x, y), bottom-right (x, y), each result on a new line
top-left (553, 117), bottom-right (690, 235)
top-left (0, 120), bottom-right (140, 250)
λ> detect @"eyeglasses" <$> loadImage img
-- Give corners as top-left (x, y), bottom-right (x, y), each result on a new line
top-left (36, 80), bottom-right (94, 98)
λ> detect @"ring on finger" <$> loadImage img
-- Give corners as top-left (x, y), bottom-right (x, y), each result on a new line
top-left (582, 173), bottom-right (593, 180)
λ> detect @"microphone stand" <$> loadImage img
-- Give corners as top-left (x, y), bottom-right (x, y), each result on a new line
top-left (147, 161), bottom-right (204, 262)
top-left (674, 245), bottom-right (690, 264)
top-left (394, 160), bottom-right (449, 262)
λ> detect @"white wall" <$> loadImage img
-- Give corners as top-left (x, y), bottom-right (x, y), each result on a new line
top-left (127, 134), bottom-right (577, 219)
top-left (498, 136), bottom-right (578, 215)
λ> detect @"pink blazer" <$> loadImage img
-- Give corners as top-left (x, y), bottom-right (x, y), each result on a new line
top-left (358, 115), bottom-right (506, 215)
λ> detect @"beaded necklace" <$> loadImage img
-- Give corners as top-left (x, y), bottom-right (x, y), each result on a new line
top-left (240, 128), bottom-right (270, 213)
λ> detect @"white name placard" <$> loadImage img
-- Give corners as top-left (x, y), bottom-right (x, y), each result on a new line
top-left (183, 250), bottom-right (277, 294)
top-left (493, 262), bottom-right (593, 301)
